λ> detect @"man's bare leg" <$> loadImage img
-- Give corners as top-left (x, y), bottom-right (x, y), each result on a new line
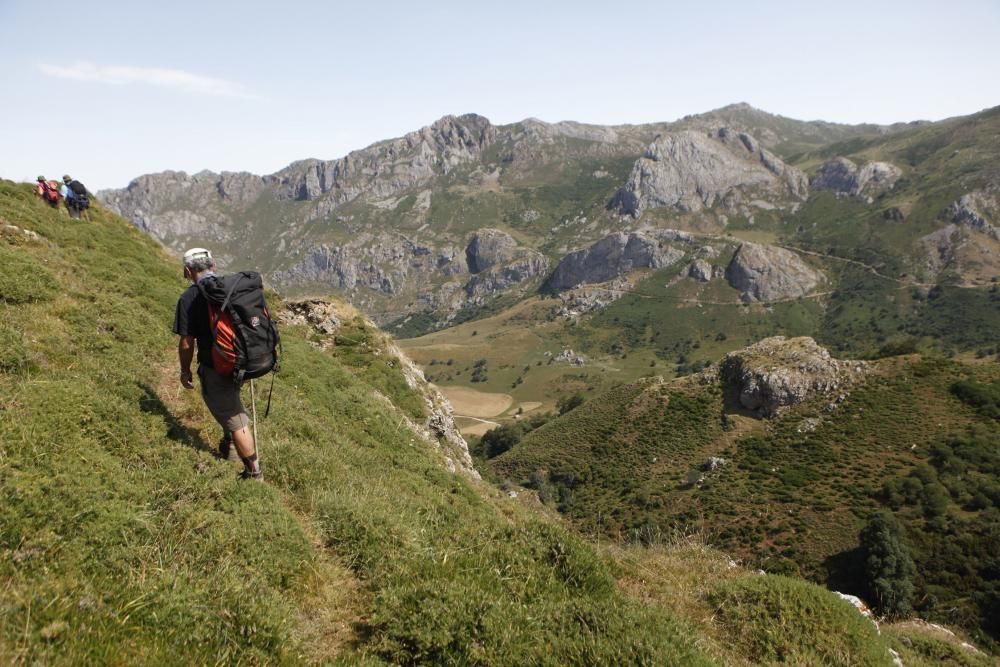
top-left (231, 426), bottom-right (261, 478)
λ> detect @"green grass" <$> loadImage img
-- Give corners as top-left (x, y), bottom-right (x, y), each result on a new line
top-left (709, 575), bottom-right (893, 665)
top-left (1, 181), bottom-right (727, 664)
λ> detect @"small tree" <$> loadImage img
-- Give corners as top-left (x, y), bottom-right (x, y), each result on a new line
top-left (859, 512), bottom-right (916, 618)
top-left (557, 392), bottom-right (585, 415)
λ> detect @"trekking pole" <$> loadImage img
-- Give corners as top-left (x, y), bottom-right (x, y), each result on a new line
top-left (250, 379), bottom-right (259, 456)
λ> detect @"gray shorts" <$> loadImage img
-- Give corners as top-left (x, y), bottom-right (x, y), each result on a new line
top-left (198, 365), bottom-right (250, 433)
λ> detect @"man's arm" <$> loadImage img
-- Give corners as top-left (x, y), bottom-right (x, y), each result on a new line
top-left (178, 335), bottom-right (196, 389)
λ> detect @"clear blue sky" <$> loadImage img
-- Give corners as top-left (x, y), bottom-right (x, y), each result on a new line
top-left (2, 0), bottom-right (998, 190)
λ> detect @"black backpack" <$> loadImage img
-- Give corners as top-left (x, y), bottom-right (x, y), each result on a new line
top-left (196, 272), bottom-right (280, 384)
top-left (69, 181), bottom-right (90, 210)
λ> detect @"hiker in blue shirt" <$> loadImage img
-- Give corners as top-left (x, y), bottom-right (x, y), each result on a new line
top-left (61, 175), bottom-right (90, 219)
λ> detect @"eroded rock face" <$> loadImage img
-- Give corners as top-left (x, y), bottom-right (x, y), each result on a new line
top-left (276, 114), bottom-right (497, 204)
top-left (611, 128), bottom-right (807, 217)
top-left (466, 229), bottom-right (519, 273)
top-left (101, 170), bottom-right (271, 251)
top-left (273, 229), bottom-right (546, 321)
top-left (920, 187), bottom-right (1000, 281)
top-left (545, 231), bottom-right (687, 291)
top-left (948, 189), bottom-right (1000, 240)
top-left (725, 242), bottom-right (823, 302)
top-left (810, 158), bottom-right (901, 196)
top-left (465, 253), bottom-right (549, 299)
top-left (719, 336), bottom-right (868, 416)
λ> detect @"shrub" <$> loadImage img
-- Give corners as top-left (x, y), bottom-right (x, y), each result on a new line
top-left (556, 392), bottom-right (585, 415)
top-left (859, 512), bottom-right (916, 618)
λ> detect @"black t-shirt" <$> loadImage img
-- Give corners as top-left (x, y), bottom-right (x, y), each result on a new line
top-left (172, 284), bottom-right (214, 367)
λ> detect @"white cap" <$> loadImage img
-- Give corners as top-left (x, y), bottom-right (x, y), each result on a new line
top-left (182, 247), bottom-right (212, 265)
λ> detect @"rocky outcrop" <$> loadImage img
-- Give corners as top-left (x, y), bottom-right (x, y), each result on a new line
top-left (545, 231), bottom-right (688, 291)
top-left (687, 258), bottom-right (715, 282)
top-left (611, 128), bottom-right (807, 217)
top-left (272, 234), bottom-right (425, 295)
top-left (465, 254), bottom-right (548, 299)
top-left (810, 157), bottom-right (901, 196)
top-left (725, 242), bottom-right (823, 302)
top-left (462, 229), bottom-right (548, 299)
top-left (273, 229), bottom-right (545, 323)
top-left (276, 114), bottom-right (497, 204)
top-left (947, 189), bottom-right (999, 239)
top-left (100, 170), bottom-right (271, 251)
top-left (718, 336), bottom-right (868, 416)
top-left (920, 188), bottom-right (1000, 281)
top-left (466, 229), bottom-right (520, 273)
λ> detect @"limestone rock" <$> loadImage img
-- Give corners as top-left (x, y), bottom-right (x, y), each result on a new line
top-left (948, 189), bottom-right (1000, 240)
top-left (466, 229), bottom-right (519, 273)
top-left (725, 242), bottom-right (823, 302)
top-left (611, 128), bottom-right (807, 217)
top-left (810, 158), bottom-right (901, 196)
top-left (545, 231), bottom-right (687, 291)
top-left (718, 336), bottom-right (868, 416)
top-left (555, 349), bottom-right (586, 365)
top-left (687, 258), bottom-right (715, 282)
top-left (882, 207), bottom-right (905, 222)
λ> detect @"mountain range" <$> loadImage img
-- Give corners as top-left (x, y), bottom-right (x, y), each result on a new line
top-left (100, 103), bottom-right (997, 330)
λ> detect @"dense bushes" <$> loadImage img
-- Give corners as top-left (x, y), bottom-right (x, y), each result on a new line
top-left (951, 379), bottom-right (1000, 420)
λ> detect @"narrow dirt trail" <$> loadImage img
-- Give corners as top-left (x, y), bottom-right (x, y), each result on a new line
top-left (151, 358), bottom-right (368, 662)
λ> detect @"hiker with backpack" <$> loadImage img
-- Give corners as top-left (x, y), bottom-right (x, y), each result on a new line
top-left (60, 175), bottom-right (90, 219)
top-left (173, 248), bottom-right (280, 481)
top-left (35, 176), bottom-right (62, 210)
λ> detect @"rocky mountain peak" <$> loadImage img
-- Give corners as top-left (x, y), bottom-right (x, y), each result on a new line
top-left (611, 128), bottom-right (807, 217)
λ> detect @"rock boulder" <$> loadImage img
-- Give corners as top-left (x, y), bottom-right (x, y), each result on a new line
top-left (725, 242), bottom-right (823, 302)
top-left (545, 231), bottom-right (686, 291)
top-left (719, 336), bottom-right (868, 417)
top-left (810, 158), bottom-right (901, 196)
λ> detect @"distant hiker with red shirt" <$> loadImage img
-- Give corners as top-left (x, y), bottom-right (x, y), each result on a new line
top-left (35, 176), bottom-right (61, 209)
top-left (173, 248), bottom-right (263, 480)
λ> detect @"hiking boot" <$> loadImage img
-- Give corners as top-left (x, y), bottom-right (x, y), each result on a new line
top-left (217, 436), bottom-right (233, 461)
top-left (238, 468), bottom-right (264, 482)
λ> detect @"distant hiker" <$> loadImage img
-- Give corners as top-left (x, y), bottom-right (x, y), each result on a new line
top-left (61, 175), bottom-right (90, 219)
top-left (35, 176), bottom-right (62, 209)
top-left (174, 248), bottom-right (279, 481)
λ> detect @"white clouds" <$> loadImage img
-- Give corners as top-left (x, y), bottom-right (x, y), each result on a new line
top-left (37, 61), bottom-right (257, 99)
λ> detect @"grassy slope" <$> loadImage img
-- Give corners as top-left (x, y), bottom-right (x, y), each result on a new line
top-left (5, 186), bottom-right (988, 665)
top-left (0, 182), bottom-right (788, 665)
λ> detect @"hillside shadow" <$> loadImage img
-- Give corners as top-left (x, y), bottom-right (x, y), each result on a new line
top-left (824, 546), bottom-right (866, 596)
top-left (720, 378), bottom-right (764, 420)
top-left (138, 382), bottom-right (212, 454)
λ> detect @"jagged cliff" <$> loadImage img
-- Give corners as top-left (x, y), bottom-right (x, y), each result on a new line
top-left (100, 104), bottom-right (916, 328)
